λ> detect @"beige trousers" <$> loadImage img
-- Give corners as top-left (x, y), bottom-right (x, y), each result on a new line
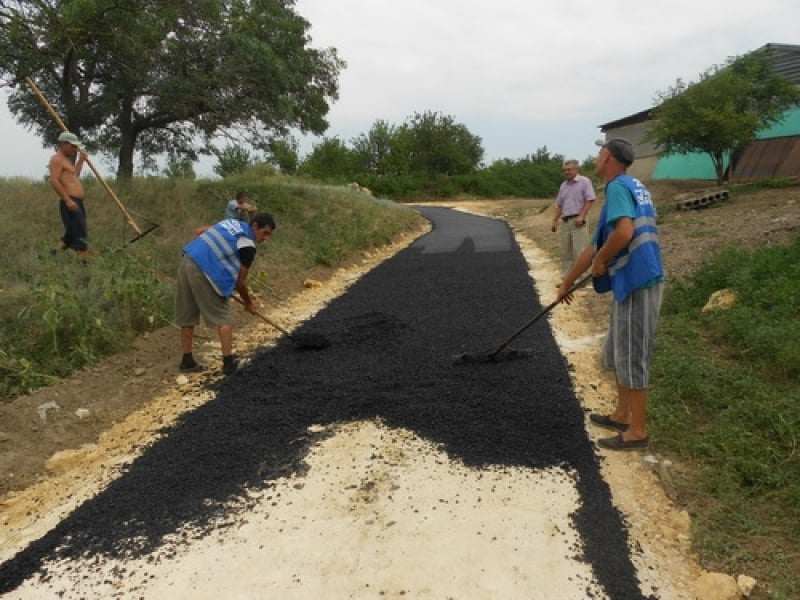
top-left (559, 218), bottom-right (590, 276)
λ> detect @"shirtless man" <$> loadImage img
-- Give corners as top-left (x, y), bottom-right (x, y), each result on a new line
top-left (49, 131), bottom-right (89, 261)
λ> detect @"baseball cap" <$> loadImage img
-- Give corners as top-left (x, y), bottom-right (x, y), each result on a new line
top-left (57, 131), bottom-right (82, 147)
top-left (596, 138), bottom-right (634, 166)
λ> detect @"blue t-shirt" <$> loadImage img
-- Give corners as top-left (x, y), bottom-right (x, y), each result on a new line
top-left (592, 179), bottom-right (636, 245)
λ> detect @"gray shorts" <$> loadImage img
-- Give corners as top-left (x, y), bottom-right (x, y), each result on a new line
top-left (175, 255), bottom-right (230, 328)
top-left (602, 282), bottom-right (664, 389)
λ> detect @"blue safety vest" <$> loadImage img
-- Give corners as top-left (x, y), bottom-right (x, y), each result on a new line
top-left (593, 175), bottom-right (664, 302)
top-left (183, 219), bottom-right (256, 297)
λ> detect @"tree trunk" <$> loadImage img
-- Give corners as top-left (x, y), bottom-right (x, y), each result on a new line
top-left (116, 99), bottom-right (136, 179)
top-left (711, 152), bottom-right (725, 186)
top-left (117, 135), bottom-right (136, 179)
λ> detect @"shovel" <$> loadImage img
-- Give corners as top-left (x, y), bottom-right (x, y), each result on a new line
top-left (453, 273), bottom-right (593, 365)
top-left (232, 295), bottom-right (330, 350)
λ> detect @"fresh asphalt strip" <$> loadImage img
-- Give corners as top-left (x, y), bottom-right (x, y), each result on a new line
top-left (0, 206), bottom-right (648, 599)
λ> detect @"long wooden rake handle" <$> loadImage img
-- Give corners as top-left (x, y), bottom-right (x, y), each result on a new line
top-left (26, 76), bottom-right (143, 237)
top-left (231, 294), bottom-right (294, 338)
top-left (487, 273), bottom-right (593, 360)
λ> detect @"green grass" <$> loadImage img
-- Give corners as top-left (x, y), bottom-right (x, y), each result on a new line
top-left (0, 175), bottom-right (422, 399)
top-left (651, 237), bottom-right (800, 598)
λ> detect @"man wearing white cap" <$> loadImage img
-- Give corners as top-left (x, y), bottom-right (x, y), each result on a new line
top-left (49, 131), bottom-right (89, 261)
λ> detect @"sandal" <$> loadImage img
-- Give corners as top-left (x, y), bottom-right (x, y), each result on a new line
top-left (597, 433), bottom-right (649, 451)
top-left (589, 413), bottom-right (629, 433)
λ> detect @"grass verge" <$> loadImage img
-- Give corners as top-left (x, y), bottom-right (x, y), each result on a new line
top-left (651, 238), bottom-right (800, 598)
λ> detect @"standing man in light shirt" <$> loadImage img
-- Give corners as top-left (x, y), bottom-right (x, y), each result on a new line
top-left (551, 159), bottom-right (596, 276)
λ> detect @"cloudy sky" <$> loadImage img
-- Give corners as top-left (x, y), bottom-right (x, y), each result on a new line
top-left (1, 0), bottom-right (798, 178)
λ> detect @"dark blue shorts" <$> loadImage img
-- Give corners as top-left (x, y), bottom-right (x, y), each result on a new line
top-left (58, 196), bottom-right (88, 250)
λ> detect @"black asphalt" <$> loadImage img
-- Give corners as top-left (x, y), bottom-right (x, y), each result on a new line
top-left (0, 206), bottom-right (652, 599)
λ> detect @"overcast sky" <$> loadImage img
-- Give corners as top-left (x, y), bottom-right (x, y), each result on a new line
top-left (1, 0), bottom-right (798, 179)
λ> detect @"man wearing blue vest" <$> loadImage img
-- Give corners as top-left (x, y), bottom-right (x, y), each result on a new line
top-left (176, 213), bottom-right (276, 375)
top-left (557, 138), bottom-right (664, 451)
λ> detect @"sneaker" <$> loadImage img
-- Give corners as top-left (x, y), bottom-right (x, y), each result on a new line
top-left (179, 361), bottom-right (206, 373)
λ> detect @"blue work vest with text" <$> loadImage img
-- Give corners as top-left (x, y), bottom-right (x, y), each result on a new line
top-left (593, 174), bottom-right (664, 302)
top-left (183, 219), bottom-right (256, 297)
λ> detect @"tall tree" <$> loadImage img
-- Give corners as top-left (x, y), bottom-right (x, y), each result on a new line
top-left (213, 145), bottom-right (255, 178)
top-left (300, 136), bottom-right (354, 180)
top-left (0, 0), bottom-right (345, 177)
top-left (350, 119), bottom-right (396, 175)
top-left (267, 137), bottom-right (300, 174)
top-left (647, 48), bottom-right (800, 184)
top-left (393, 111), bottom-right (484, 176)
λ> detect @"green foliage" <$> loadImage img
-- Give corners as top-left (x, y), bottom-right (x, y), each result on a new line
top-left (302, 127), bottom-right (568, 201)
top-left (299, 111), bottom-right (492, 198)
top-left (163, 157), bottom-right (197, 180)
top-left (267, 138), bottom-right (300, 175)
top-left (479, 151), bottom-right (565, 197)
top-left (0, 1), bottom-right (345, 177)
top-left (651, 238), bottom-right (800, 595)
top-left (350, 119), bottom-right (396, 175)
top-left (1, 248), bottom-right (171, 398)
top-left (647, 49), bottom-right (800, 184)
top-left (391, 111), bottom-right (484, 176)
top-left (213, 146), bottom-right (256, 178)
top-left (300, 137), bottom-right (356, 181)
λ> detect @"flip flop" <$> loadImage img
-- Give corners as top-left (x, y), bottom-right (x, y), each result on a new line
top-left (597, 433), bottom-right (649, 451)
top-left (589, 413), bottom-right (629, 433)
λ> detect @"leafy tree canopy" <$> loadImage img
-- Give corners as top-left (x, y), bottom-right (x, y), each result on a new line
top-left (213, 145), bottom-right (255, 179)
top-left (647, 48), bottom-right (800, 184)
top-left (392, 111), bottom-right (484, 176)
top-left (0, 0), bottom-right (345, 177)
top-left (301, 136), bottom-right (353, 181)
top-left (300, 111), bottom-right (485, 182)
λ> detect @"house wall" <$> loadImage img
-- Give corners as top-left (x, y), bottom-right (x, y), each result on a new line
top-left (599, 122), bottom-right (659, 180)
top-left (757, 107), bottom-right (800, 138)
top-left (733, 136), bottom-right (800, 179)
top-left (601, 122), bottom-right (659, 159)
top-left (614, 106), bottom-right (800, 181)
top-left (652, 152), bottom-right (721, 181)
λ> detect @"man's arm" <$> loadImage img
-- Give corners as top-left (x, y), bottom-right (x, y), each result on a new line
top-left (234, 265), bottom-right (255, 313)
top-left (234, 244), bottom-right (257, 313)
top-left (593, 217), bottom-right (634, 276)
top-left (75, 149), bottom-right (87, 176)
top-left (557, 244), bottom-right (595, 303)
top-left (551, 194), bottom-right (564, 232)
top-left (575, 179), bottom-right (596, 227)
